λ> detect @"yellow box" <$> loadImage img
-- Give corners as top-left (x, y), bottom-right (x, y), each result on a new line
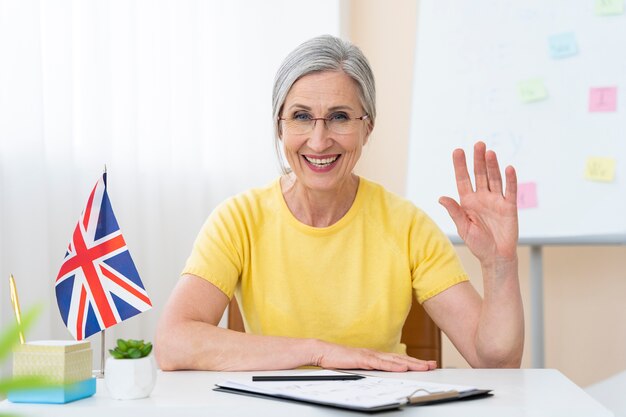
top-left (13, 340), bottom-right (93, 384)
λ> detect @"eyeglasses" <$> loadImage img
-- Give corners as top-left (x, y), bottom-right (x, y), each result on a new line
top-left (278, 112), bottom-right (369, 135)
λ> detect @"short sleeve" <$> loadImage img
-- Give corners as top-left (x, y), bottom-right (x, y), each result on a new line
top-left (181, 199), bottom-right (245, 299)
top-left (409, 210), bottom-right (468, 304)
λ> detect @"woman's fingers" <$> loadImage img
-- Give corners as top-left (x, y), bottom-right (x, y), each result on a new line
top-left (439, 196), bottom-right (468, 238)
top-left (456, 142), bottom-right (508, 198)
top-left (452, 148), bottom-right (473, 196)
top-left (504, 165), bottom-right (518, 203)
top-left (473, 142), bottom-right (489, 191)
top-left (365, 352), bottom-right (437, 372)
top-left (486, 150), bottom-right (503, 195)
top-left (320, 345), bottom-right (438, 372)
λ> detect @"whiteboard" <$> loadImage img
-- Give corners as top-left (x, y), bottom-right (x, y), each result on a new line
top-left (406, 0), bottom-right (626, 244)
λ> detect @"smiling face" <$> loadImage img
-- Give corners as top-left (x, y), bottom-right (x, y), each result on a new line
top-left (279, 71), bottom-right (372, 193)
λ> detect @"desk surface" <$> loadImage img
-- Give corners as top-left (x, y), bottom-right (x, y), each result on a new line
top-left (1, 368), bottom-right (613, 417)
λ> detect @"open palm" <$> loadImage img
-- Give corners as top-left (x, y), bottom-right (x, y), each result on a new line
top-left (439, 142), bottom-right (519, 263)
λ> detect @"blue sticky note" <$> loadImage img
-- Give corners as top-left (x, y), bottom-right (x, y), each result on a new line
top-left (549, 33), bottom-right (578, 59)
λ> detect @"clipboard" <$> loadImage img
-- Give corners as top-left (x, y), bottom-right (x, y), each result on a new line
top-left (214, 370), bottom-right (492, 412)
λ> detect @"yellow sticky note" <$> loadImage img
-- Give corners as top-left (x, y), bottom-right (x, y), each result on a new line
top-left (585, 157), bottom-right (616, 182)
top-left (518, 78), bottom-right (548, 103)
top-left (595, 0), bottom-right (624, 15)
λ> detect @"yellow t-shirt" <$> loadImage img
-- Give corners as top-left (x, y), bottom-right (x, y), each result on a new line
top-left (182, 177), bottom-right (468, 354)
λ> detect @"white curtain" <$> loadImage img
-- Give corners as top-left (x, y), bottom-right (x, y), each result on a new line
top-left (0, 0), bottom-right (341, 372)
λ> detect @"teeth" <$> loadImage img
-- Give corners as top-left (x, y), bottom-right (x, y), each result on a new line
top-left (304, 155), bottom-right (339, 166)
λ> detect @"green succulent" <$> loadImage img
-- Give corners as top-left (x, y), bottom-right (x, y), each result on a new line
top-left (109, 339), bottom-right (152, 359)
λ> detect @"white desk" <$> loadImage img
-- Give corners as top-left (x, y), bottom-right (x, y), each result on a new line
top-left (1, 369), bottom-right (613, 417)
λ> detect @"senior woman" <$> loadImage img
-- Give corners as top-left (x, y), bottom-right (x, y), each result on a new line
top-left (156, 35), bottom-right (524, 371)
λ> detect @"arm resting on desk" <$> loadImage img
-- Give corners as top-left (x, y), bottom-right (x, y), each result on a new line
top-left (155, 274), bottom-right (436, 372)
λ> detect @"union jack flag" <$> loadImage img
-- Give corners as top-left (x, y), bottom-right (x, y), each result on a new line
top-left (55, 173), bottom-right (152, 340)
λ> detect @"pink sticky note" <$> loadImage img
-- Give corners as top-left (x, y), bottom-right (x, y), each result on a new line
top-left (589, 87), bottom-right (617, 112)
top-left (517, 182), bottom-right (538, 209)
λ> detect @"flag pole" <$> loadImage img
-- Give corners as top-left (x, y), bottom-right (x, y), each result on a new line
top-left (98, 329), bottom-right (106, 378)
top-left (98, 163), bottom-right (108, 379)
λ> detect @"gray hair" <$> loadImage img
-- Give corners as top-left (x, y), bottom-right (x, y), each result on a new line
top-left (272, 35), bottom-right (376, 173)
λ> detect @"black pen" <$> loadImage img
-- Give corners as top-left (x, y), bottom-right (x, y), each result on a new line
top-left (252, 374), bottom-right (365, 382)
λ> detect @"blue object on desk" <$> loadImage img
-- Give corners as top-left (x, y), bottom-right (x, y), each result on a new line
top-left (8, 377), bottom-right (96, 404)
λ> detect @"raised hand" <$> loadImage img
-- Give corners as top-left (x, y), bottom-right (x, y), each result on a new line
top-left (438, 142), bottom-right (518, 264)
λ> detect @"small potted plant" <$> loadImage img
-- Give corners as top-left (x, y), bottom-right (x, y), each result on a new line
top-left (105, 339), bottom-right (156, 400)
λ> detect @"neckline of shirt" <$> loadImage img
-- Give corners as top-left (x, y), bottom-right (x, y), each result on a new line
top-left (275, 176), bottom-right (367, 235)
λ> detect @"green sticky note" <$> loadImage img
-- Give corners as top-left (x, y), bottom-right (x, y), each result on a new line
top-left (595, 0), bottom-right (624, 15)
top-left (518, 78), bottom-right (548, 103)
top-left (585, 157), bottom-right (616, 182)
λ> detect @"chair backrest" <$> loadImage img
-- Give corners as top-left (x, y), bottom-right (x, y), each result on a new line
top-left (227, 297), bottom-right (442, 364)
top-left (400, 300), bottom-right (442, 364)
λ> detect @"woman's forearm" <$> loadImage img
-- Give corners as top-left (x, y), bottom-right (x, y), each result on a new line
top-left (474, 256), bottom-right (525, 368)
top-left (156, 318), bottom-right (319, 371)
top-left (155, 317), bottom-right (436, 372)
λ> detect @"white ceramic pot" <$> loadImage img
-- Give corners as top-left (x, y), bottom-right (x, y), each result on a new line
top-left (105, 354), bottom-right (157, 400)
